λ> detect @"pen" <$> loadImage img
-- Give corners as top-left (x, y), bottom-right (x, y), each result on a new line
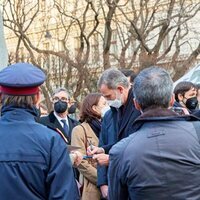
top-left (88, 140), bottom-right (93, 151)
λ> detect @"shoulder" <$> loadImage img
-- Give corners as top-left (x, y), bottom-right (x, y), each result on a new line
top-left (72, 123), bottom-right (87, 135)
top-left (71, 123), bottom-right (91, 141)
top-left (38, 111), bottom-right (54, 123)
top-left (102, 109), bottom-right (114, 124)
top-left (110, 133), bottom-right (136, 158)
top-left (33, 123), bottom-right (68, 144)
top-left (68, 116), bottom-right (79, 125)
top-left (38, 115), bottom-right (50, 123)
top-left (72, 122), bottom-right (90, 132)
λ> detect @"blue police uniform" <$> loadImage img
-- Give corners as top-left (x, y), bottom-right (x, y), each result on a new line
top-left (0, 63), bottom-right (79, 199)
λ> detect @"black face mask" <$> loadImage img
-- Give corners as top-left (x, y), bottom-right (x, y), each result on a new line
top-left (185, 97), bottom-right (198, 110)
top-left (68, 103), bottom-right (77, 114)
top-left (54, 100), bottom-right (68, 113)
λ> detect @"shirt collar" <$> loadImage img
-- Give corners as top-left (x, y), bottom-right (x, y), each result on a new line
top-left (54, 111), bottom-right (69, 126)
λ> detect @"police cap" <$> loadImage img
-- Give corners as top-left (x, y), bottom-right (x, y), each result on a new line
top-left (0, 63), bottom-right (46, 95)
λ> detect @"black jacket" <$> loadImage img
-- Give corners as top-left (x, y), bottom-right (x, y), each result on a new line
top-left (38, 111), bottom-right (79, 144)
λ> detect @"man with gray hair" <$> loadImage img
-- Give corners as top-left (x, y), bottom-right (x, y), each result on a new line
top-left (89, 68), bottom-right (140, 199)
top-left (108, 66), bottom-right (200, 200)
top-left (39, 87), bottom-right (79, 144)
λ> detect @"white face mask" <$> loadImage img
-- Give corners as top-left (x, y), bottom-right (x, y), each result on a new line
top-left (101, 105), bottom-right (110, 117)
top-left (107, 99), bottom-right (122, 108)
top-left (107, 90), bottom-right (123, 108)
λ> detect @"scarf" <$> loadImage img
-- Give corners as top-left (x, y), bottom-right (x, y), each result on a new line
top-left (88, 118), bottom-right (101, 138)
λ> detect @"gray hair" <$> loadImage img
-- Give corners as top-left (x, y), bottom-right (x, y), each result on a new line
top-left (52, 87), bottom-right (70, 99)
top-left (133, 66), bottom-right (173, 110)
top-left (97, 68), bottom-right (129, 89)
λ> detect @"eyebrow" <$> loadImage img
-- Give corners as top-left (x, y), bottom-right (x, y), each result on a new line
top-left (104, 94), bottom-right (111, 98)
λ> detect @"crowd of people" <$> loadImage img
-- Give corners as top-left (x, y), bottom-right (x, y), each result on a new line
top-left (0, 62), bottom-right (200, 200)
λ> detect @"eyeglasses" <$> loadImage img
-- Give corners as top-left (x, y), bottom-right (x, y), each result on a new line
top-left (52, 96), bottom-right (69, 103)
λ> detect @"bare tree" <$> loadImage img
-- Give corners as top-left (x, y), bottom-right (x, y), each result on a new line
top-left (114, 0), bottom-right (200, 79)
top-left (2, 0), bottom-right (200, 110)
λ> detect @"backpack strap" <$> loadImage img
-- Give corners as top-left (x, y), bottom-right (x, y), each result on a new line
top-left (192, 122), bottom-right (200, 142)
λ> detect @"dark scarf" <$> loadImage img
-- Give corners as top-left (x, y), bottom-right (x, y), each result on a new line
top-left (88, 118), bottom-right (101, 138)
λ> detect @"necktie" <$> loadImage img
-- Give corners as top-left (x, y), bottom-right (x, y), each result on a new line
top-left (61, 119), bottom-right (69, 138)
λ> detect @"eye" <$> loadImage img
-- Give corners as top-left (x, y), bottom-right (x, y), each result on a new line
top-left (53, 97), bottom-right (59, 102)
top-left (61, 97), bottom-right (68, 101)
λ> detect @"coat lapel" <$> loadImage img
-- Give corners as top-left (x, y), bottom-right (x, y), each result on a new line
top-left (49, 112), bottom-right (69, 140)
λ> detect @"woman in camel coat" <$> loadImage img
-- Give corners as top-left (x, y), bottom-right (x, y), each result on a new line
top-left (71, 93), bottom-right (109, 200)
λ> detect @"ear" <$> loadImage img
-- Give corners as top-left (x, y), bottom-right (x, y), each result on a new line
top-left (92, 105), bottom-right (98, 113)
top-left (178, 93), bottom-right (184, 102)
top-left (169, 94), bottom-right (175, 107)
top-left (117, 85), bottom-right (124, 94)
top-left (133, 99), bottom-right (142, 111)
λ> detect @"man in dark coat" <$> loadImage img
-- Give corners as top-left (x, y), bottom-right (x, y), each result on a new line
top-left (108, 66), bottom-right (200, 200)
top-left (39, 87), bottom-right (79, 144)
top-left (0, 63), bottom-right (79, 200)
top-left (90, 68), bottom-right (140, 199)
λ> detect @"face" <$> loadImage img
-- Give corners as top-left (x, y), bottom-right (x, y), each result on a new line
top-left (178, 87), bottom-right (197, 109)
top-left (97, 96), bottom-right (108, 110)
top-left (52, 91), bottom-right (69, 104)
top-left (99, 84), bottom-right (125, 102)
top-left (92, 96), bottom-right (109, 117)
top-left (183, 87), bottom-right (197, 100)
top-left (52, 91), bottom-right (69, 114)
top-left (197, 89), bottom-right (200, 102)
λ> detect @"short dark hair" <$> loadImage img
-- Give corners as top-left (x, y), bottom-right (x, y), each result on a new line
top-left (195, 83), bottom-right (200, 90)
top-left (119, 68), bottom-right (136, 83)
top-left (174, 81), bottom-right (196, 102)
top-left (79, 93), bottom-right (102, 123)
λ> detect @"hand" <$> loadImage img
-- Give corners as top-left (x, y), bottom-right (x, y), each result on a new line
top-left (70, 151), bottom-right (83, 167)
top-left (87, 145), bottom-right (105, 155)
top-left (93, 153), bottom-right (109, 166)
top-left (100, 185), bottom-right (108, 199)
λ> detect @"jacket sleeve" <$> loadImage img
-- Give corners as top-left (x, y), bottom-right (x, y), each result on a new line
top-left (46, 134), bottom-right (79, 200)
top-left (108, 138), bottom-right (130, 200)
top-left (71, 125), bottom-right (97, 185)
top-left (97, 119), bottom-right (109, 187)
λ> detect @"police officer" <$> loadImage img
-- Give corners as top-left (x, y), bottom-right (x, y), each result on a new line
top-left (0, 63), bottom-right (79, 199)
